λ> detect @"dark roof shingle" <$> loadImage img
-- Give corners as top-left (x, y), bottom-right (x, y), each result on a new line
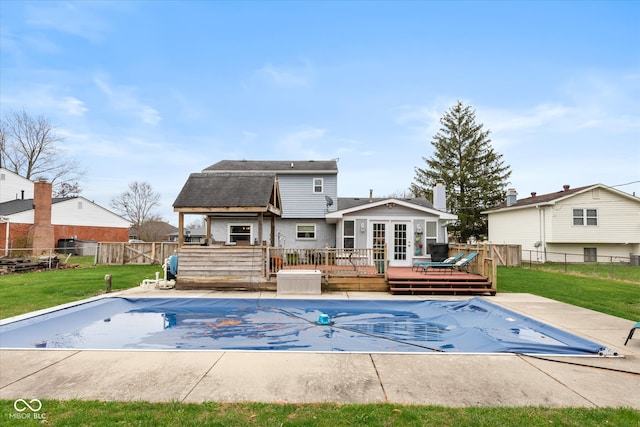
top-left (173, 173), bottom-right (277, 208)
top-left (203, 160), bottom-right (338, 173)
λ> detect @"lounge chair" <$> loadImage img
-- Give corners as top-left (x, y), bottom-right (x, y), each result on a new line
top-left (413, 253), bottom-right (464, 271)
top-left (625, 322), bottom-right (640, 346)
top-left (422, 252), bottom-right (478, 274)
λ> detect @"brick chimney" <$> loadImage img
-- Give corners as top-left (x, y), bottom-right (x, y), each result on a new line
top-left (28, 179), bottom-right (55, 253)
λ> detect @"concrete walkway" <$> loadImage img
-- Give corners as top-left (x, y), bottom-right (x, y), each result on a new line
top-left (1, 290), bottom-right (639, 408)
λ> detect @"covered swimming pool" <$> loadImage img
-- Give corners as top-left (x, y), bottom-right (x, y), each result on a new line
top-left (0, 297), bottom-right (608, 355)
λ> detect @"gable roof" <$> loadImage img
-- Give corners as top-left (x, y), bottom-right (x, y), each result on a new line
top-left (0, 197), bottom-right (67, 216)
top-left (0, 196), bottom-right (130, 227)
top-left (173, 172), bottom-right (282, 215)
top-left (326, 197), bottom-right (457, 221)
top-left (483, 184), bottom-right (640, 213)
top-left (203, 160), bottom-right (338, 174)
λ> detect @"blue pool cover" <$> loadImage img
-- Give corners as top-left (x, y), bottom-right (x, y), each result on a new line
top-left (0, 297), bottom-right (607, 355)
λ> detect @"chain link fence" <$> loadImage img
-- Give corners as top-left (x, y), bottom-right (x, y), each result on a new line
top-left (521, 249), bottom-right (640, 282)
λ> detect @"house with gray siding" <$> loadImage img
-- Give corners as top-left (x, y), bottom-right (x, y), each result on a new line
top-left (173, 160), bottom-right (456, 267)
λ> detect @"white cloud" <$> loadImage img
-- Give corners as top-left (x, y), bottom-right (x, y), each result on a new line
top-left (24, 2), bottom-right (119, 43)
top-left (278, 127), bottom-right (327, 157)
top-left (255, 60), bottom-right (313, 87)
top-left (62, 96), bottom-right (88, 116)
top-left (0, 84), bottom-right (88, 118)
top-left (94, 75), bottom-right (162, 125)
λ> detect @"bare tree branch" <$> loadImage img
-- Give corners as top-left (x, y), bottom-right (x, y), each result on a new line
top-left (110, 181), bottom-right (161, 227)
top-left (0, 109), bottom-right (86, 195)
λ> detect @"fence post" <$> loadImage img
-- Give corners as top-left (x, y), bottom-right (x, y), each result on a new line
top-left (609, 256), bottom-right (614, 279)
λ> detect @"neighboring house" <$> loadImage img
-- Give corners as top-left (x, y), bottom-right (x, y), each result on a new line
top-left (173, 160), bottom-right (457, 267)
top-left (483, 184), bottom-right (640, 263)
top-left (166, 225), bottom-right (207, 243)
top-left (129, 220), bottom-right (178, 242)
top-left (0, 168), bottom-right (34, 203)
top-left (0, 168), bottom-right (131, 254)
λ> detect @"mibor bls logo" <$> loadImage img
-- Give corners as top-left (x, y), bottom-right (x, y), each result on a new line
top-left (9, 398), bottom-right (46, 420)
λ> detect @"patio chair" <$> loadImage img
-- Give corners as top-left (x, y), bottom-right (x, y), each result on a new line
top-left (413, 253), bottom-right (464, 271)
top-left (422, 252), bottom-right (479, 274)
top-left (624, 322), bottom-right (640, 346)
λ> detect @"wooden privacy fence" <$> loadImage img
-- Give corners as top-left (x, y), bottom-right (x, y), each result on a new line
top-left (450, 243), bottom-right (521, 267)
top-left (96, 242), bottom-right (178, 265)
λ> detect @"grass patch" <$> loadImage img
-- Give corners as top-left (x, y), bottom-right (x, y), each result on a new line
top-left (0, 263), bottom-right (160, 319)
top-left (497, 266), bottom-right (640, 321)
top-left (521, 261), bottom-right (640, 283)
top-left (0, 400), bottom-right (638, 426)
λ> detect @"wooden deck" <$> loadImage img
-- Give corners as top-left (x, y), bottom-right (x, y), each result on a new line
top-left (387, 267), bottom-right (496, 296)
top-left (173, 247), bottom-right (495, 294)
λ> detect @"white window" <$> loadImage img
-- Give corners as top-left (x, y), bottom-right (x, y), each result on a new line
top-left (343, 220), bottom-right (355, 249)
top-left (573, 209), bottom-right (598, 226)
top-left (424, 221), bottom-right (438, 255)
top-left (313, 178), bottom-right (323, 194)
top-left (228, 224), bottom-right (251, 243)
top-left (296, 224), bottom-right (316, 240)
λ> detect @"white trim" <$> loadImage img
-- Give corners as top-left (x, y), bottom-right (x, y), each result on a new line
top-left (296, 223), bottom-right (317, 240)
top-left (326, 198), bottom-right (457, 220)
top-left (312, 177), bottom-right (324, 194)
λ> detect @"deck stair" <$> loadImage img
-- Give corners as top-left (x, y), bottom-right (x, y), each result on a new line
top-left (388, 267), bottom-right (496, 296)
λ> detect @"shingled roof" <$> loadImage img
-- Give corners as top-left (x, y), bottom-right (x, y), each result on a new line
top-left (0, 198), bottom-right (69, 216)
top-left (483, 183), bottom-right (639, 213)
top-left (203, 160), bottom-right (338, 174)
top-left (172, 172), bottom-right (281, 215)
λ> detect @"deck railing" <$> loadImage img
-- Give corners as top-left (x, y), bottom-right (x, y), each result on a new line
top-left (268, 247), bottom-right (387, 277)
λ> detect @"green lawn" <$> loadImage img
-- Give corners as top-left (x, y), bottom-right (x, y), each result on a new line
top-left (1, 264), bottom-right (638, 424)
top-left (0, 262), bottom-right (160, 319)
top-left (497, 267), bottom-right (640, 321)
top-left (521, 261), bottom-right (640, 283)
top-left (0, 400), bottom-right (638, 426)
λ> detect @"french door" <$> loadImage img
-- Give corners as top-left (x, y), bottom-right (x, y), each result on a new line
top-left (371, 221), bottom-right (411, 267)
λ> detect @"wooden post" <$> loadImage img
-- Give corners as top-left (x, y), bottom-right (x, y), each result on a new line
top-left (270, 216), bottom-right (276, 246)
top-left (105, 274), bottom-right (112, 293)
top-left (205, 216), bottom-right (212, 245)
top-left (178, 212), bottom-right (184, 247)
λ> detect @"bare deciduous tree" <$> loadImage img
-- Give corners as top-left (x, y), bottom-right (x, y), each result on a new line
top-left (110, 181), bottom-right (161, 228)
top-left (0, 109), bottom-right (85, 195)
top-left (132, 215), bottom-right (176, 242)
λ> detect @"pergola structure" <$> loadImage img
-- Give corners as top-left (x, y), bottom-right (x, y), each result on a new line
top-left (173, 172), bottom-right (282, 246)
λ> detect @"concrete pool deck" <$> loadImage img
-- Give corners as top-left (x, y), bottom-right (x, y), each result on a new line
top-left (1, 290), bottom-right (639, 408)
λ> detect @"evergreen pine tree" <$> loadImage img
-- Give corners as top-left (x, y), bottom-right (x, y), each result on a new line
top-left (411, 101), bottom-right (511, 242)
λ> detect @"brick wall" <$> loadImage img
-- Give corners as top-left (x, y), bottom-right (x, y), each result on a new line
top-left (54, 225), bottom-right (129, 243)
top-left (0, 223), bottom-right (128, 253)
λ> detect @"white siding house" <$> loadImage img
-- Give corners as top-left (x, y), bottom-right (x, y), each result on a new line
top-left (0, 168), bottom-right (34, 203)
top-left (483, 184), bottom-right (640, 263)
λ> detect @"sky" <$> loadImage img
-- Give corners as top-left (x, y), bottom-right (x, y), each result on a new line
top-left (1, 0), bottom-right (639, 225)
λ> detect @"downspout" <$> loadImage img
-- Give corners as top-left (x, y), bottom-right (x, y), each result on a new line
top-left (536, 205), bottom-right (547, 263)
